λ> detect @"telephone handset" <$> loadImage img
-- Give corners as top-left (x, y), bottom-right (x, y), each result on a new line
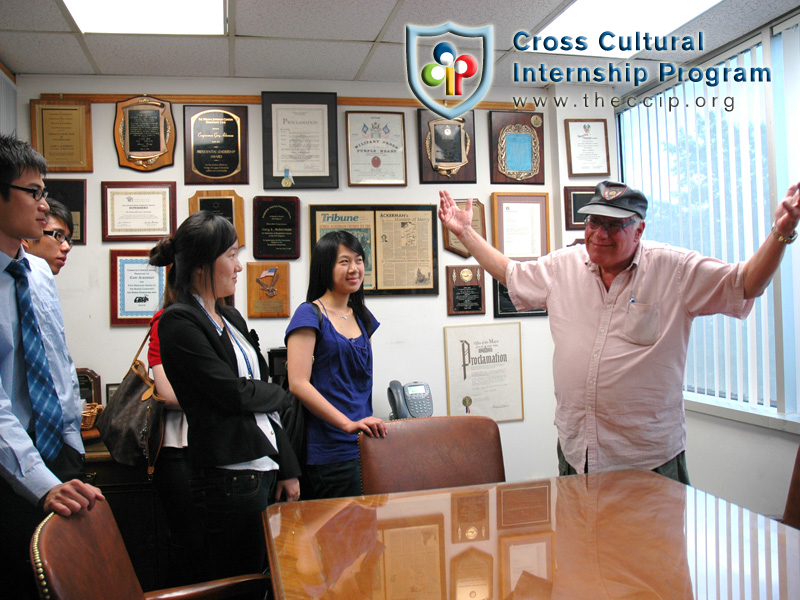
top-left (388, 380), bottom-right (433, 420)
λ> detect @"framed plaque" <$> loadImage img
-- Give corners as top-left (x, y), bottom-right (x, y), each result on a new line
top-left (491, 192), bottom-right (549, 261)
top-left (30, 99), bottom-right (93, 172)
top-left (450, 548), bottom-right (492, 600)
top-left (188, 190), bottom-right (245, 247)
top-left (184, 105), bottom-right (248, 185)
top-left (451, 490), bottom-right (490, 543)
top-left (76, 368), bottom-right (101, 406)
top-left (252, 196), bottom-right (299, 259)
top-left (113, 95), bottom-right (176, 171)
top-left (346, 111), bottom-right (407, 186)
top-left (444, 322), bottom-right (523, 422)
top-left (564, 118), bottom-right (610, 177)
top-left (417, 109), bottom-right (476, 184)
top-left (446, 266), bottom-right (485, 316)
top-left (101, 181), bottom-right (177, 242)
top-left (105, 383), bottom-right (120, 405)
top-left (261, 91), bottom-right (338, 189)
top-left (564, 186), bottom-right (595, 230)
top-left (493, 280), bottom-right (547, 318)
top-left (497, 480), bottom-right (552, 530)
top-left (110, 249), bottom-right (166, 326)
top-left (43, 178), bottom-right (87, 245)
top-left (309, 204), bottom-right (439, 296)
top-left (246, 262), bottom-right (290, 318)
top-left (489, 110), bottom-right (544, 184)
top-left (442, 198), bottom-right (486, 258)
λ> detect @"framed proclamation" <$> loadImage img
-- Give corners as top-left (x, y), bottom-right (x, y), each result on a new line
top-left (346, 111), bottom-right (407, 186)
top-left (564, 119), bottom-right (610, 177)
top-left (252, 196), bottom-right (299, 259)
top-left (188, 190), bottom-right (245, 247)
top-left (43, 178), bottom-right (87, 245)
top-left (491, 192), bottom-right (549, 261)
top-left (30, 99), bottom-right (93, 172)
top-left (489, 110), bottom-right (544, 184)
top-left (309, 204), bottom-right (438, 296)
top-left (101, 181), bottom-right (176, 242)
top-left (261, 91), bottom-right (338, 189)
top-left (444, 321), bottom-right (523, 422)
top-left (184, 105), bottom-right (248, 185)
top-left (113, 95), bottom-right (176, 172)
top-left (110, 249), bottom-right (166, 326)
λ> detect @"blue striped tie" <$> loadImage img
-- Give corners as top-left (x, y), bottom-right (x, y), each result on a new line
top-left (5, 258), bottom-right (64, 462)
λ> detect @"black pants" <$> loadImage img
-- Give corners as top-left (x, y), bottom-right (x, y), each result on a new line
top-left (0, 443), bottom-right (85, 600)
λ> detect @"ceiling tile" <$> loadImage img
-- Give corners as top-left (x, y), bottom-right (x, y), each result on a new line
top-left (0, 32), bottom-right (94, 75)
top-left (235, 38), bottom-right (372, 80)
top-left (0, 0), bottom-right (74, 32)
top-left (85, 35), bottom-right (230, 77)
top-left (235, 0), bottom-right (397, 41)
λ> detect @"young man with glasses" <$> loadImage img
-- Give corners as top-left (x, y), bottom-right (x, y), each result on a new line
top-left (21, 197), bottom-right (74, 275)
top-left (0, 134), bottom-right (104, 598)
top-left (439, 179), bottom-right (800, 483)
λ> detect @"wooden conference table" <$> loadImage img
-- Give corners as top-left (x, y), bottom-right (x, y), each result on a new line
top-left (265, 470), bottom-right (800, 599)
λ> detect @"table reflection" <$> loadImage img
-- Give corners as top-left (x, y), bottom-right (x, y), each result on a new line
top-left (266, 470), bottom-right (800, 599)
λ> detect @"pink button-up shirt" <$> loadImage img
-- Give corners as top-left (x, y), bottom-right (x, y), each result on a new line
top-left (506, 241), bottom-right (753, 473)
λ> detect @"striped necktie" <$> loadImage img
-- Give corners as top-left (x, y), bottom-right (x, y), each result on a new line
top-left (5, 258), bottom-right (64, 462)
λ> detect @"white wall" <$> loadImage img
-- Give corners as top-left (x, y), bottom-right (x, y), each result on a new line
top-left (15, 74), bottom-right (798, 516)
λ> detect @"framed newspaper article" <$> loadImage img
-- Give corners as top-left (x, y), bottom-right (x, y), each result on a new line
top-left (309, 204), bottom-right (439, 296)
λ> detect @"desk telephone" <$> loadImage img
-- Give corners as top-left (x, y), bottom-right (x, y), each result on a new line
top-left (388, 380), bottom-right (433, 420)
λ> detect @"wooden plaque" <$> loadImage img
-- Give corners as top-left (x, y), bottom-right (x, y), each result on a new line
top-left (446, 266), bottom-right (485, 316)
top-left (489, 110), bottom-right (544, 184)
top-left (417, 109), bottom-right (476, 184)
top-left (247, 262), bottom-right (290, 318)
top-left (30, 99), bottom-right (93, 172)
top-left (113, 95), bottom-right (175, 171)
top-left (188, 190), bottom-right (245, 247)
top-left (442, 199), bottom-right (486, 258)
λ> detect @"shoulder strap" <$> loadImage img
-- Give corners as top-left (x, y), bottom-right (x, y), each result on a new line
top-left (310, 301), bottom-right (323, 342)
top-left (130, 330), bottom-right (151, 369)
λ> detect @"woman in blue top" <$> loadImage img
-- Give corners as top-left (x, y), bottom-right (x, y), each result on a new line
top-left (285, 230), bottom-right (387, 499)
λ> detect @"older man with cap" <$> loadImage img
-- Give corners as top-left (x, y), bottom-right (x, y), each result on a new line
top-left (438, 180), bottom-right (800, 483)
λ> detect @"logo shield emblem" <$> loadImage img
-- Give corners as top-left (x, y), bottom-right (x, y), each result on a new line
top-left (406, 23), bottom-right (493, 121)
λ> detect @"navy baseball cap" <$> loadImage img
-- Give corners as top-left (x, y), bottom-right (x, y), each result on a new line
top-left (577, 181), bottom-right (648, 219)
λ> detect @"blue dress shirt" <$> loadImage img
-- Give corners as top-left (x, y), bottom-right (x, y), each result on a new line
top-left (0, 247), bottom-right (83, 505)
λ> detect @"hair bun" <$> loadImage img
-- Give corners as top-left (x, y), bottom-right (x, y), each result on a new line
top-left (149, 237), bottom-right (175, 267)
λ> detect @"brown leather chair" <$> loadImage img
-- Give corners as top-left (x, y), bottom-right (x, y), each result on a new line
top-left (783, 444), bottom-right (800, 529)
top-left (359, 415), bottom-right (505, 495)
top-left (29, 500), bottom-right (268, 600)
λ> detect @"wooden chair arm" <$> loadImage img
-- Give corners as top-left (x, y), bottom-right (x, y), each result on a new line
top-left (144, 573), bottom-right (269, 600)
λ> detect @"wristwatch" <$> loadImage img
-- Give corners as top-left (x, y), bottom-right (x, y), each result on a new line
top-left (771, 222), bottom-right (798, 244)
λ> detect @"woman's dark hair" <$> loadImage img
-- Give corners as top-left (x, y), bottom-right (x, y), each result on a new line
top-left (306, 230), bottom-right (371, 329)
top-left (44, 198), bottom-right (74, 237)
top-left (149, 211), bottom-right (237, 310)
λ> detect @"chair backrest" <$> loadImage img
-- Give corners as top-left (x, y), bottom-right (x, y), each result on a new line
top-left (784, 444), bottom-right (800, 529)
top-left (359, 415), bottom-right (506, 495)
top-left (30, 501), bottom-right (144, 600)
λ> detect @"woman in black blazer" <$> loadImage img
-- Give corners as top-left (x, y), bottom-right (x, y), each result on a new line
top-left (151, 211), bottom-right (299, 581)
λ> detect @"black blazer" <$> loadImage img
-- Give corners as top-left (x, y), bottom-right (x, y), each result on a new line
top-left (158, 292), bottom-right (300, 478)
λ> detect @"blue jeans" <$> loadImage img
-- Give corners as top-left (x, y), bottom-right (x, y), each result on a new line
top-left (305, 458), bottom-right (362, 499)
top-left (191, 467), bottom-right (277, 579)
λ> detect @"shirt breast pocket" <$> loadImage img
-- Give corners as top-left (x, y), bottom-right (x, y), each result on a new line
top-left (622, 301), bottom-right (660, 346)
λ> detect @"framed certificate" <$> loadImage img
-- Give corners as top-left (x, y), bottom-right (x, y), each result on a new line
top-left (184, 105), bottom-right (249, 185)
top-left (346, 111), bottom-right (407, 186)
top-left (379, 515), bottom-right (446, 600)
top-left (113, 95), bottom-right (176, 172)
top-left (188, 190), bottom-right (246, 247)
top-left (417, 109), bottom-right (476, 184)
top-left (500, 532), bottom-right (554, 598)
top-left (564, 186), bottom-right (595, 230)
top-left (101, 182), bottom-right (176, 242)
top-left (261, 91), bottom-right (338, 189)
top-left (309, 205), bottom-right (439, 296)
top-left (109, 249), bottom-right (166, 326)
top-left (43, 178), bottom-right (87, 245)
top-left (489, 110), bottom-right (544, 184)
top-left (491, 192), bottom-right (549, 261)
top-left (30, 99), bottom-right (93, 172)
top-left (564, 119), bottom-right (610, 177)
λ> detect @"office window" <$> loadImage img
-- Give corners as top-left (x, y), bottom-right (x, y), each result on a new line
top-left (619, 23), bottom-right (799, 414)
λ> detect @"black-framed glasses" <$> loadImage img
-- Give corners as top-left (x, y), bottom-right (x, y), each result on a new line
top-left (0, 182), bottom-right (48, 202)
top-left (42, 229), bottom-right (72, 247)
top-left (584, 216), bottom-right (637, 235)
